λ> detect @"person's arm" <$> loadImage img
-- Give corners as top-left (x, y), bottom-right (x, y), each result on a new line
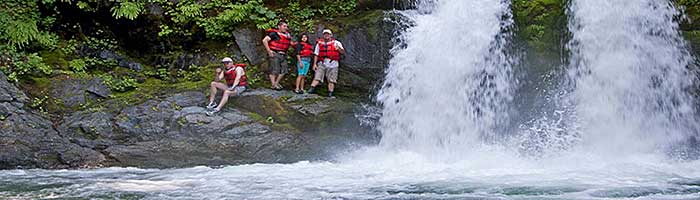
top-left (217, 69), bottom-right (225, 81)
top-left (296, 44), bottom-right (302, 67)
top-left (214, 68), bottom-right (223, 81)
top-left (230, 68), bottom-right (245, 89)
top-left (262, 36), bottom-right (274, 57)
top-left (313, 43), bottom-right (320, 70)
top-left (336, 41), bottom-right (346, 54)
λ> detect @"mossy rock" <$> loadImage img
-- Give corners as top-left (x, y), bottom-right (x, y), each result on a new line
top-left (513, 0), bottom-right (567, 58)
top-left (685, 31), bottom-right (700, 57)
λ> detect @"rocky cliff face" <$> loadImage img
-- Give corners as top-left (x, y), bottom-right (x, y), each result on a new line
top-left (0, 72), bottom-right (105, 169)
top-left (1, 70), bottom-right (376, 169)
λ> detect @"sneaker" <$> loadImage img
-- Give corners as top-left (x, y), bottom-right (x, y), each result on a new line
top-left (307, 87), bottom-right (316, 94)
top-left (206, 102), bottom-right (218, 110)
top-left (205, 109), bottom-right (220, 116)
top-left (294, 89), bottom-right (303, 94)
top-left (328, 92), bottom-right (335, 98)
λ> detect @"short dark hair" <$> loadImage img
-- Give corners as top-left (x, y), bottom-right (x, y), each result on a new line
top-left (277, 20), bottom-right (287, 27)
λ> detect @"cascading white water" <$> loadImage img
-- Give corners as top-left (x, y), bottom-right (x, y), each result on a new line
top-left (377, 0), bottom-right (516, 158)
top-left (5, 1), bottom-right (700, 199)
top-left (565, 0), bottom-right (699, 156)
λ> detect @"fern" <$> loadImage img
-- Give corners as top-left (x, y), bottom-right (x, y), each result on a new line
top-left (111, 1), bottom-right (144, 20)
top-left (5, 20), bottom-right (40, 48)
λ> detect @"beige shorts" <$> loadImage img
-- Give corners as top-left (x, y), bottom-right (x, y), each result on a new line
top-left (314, 62), bottom-right (338, 83)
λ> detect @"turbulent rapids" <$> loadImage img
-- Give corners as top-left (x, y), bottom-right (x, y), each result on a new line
top-left (3, 0), bottom-right (700, 199)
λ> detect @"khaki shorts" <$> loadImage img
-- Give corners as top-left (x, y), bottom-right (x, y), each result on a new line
top-left (314, 62), bottom-right (338, 83)
top-left (268, 52), bottom-right (288, 75)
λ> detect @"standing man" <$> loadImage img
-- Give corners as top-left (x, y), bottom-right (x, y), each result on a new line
top-left (262, 21), bottom-right (292, 90)
top-left (307, 29), bottom-right (345, 98)
top-left (206, 57), bottom-right (248, 116)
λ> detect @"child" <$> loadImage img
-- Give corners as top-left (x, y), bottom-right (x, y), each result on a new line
top-left (294, 33), bottom-right (314, 94)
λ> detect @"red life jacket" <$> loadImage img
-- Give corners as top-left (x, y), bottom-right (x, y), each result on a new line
top-left (299, 42), bottom-right (314, 57)
top-left (266, 29), bottom-right (291, 51)
top-left (224, 64), bottom-right (248, 87)
top-left (317, 39), bottom-right (341, 61)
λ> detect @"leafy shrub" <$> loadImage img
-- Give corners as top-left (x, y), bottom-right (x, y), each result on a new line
top-left (101, 74), bottom-right (138, 92)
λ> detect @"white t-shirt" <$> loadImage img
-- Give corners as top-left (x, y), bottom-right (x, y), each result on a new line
top-left (314, 40), bottom-right (343, 68)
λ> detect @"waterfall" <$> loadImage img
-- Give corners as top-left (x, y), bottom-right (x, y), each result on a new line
top-left (376, 0), bottom-right (516, 158)
top-left (563, 0), bottom-right (699, 156)
top-left (377, 0), bottom-right (699, 160)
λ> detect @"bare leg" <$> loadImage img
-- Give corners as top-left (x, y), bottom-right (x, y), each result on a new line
top-left (215, 90), bottom-right (237, 111)
top-left (300, 76), bottom-right (306, 90)
top-left (268, 74), bottom-right (277, 88)
top-left (310, 79), bottom-right (320, 87)
top-left (295, 76), bottom-right (302, 91)
top-left (209, 82), bottom-right (228, 103)
top-left (328, 82), bottom-right (335, 92)
top-left (275, 74), bottom-right (285, 87)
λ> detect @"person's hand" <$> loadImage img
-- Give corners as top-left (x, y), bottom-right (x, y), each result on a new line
top-left (267, 50), bottom-right (275, 57)
top-left (215, 68), bottom-right (222, 74)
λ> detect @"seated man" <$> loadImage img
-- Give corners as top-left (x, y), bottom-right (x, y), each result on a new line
top-left (206, 57), bottom-right (248, 116)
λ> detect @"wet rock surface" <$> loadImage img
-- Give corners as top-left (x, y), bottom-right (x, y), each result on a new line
top-left (1, 69), bottom-right (376, 169)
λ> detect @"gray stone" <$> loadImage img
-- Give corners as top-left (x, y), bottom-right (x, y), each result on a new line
top-left (87, 78), bottom-right (112, 98)
top-left (172, 107), bottom-right (252, 135)
top-left (165, 91), bottom-right (205, 107)
top-left (115, 100), bottom-right (174, 137)
top-left (58, 111), bottom-right (118, 142)
top-left (0, 108), bottom-right (105, 169)
top-left (312, 11), bottom-right (404, 92)
top-left (0, 72), bottom-right (28, 103)
top-left (50, 77), bottom-right (111, 108)
top-left (233, 28), bottom-right (266, 65)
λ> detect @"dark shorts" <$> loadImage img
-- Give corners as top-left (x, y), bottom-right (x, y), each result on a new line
top-left (268, 52), bottom-right (288, 75)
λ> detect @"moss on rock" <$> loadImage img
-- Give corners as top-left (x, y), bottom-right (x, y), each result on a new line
top-left (513, 0), bottom-right (567, 58)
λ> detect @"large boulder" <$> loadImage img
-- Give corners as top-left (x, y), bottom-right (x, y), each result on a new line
top-left (102, 90), bottom-right (316, 167)
top-left (0, 72), bottom-right (105, 169)
top-left (48, 76), bottom-right (112, 109)
top-left (313, 10), bottom-right (404, 92)
top-left (233, 28), bottom-right (267, 65)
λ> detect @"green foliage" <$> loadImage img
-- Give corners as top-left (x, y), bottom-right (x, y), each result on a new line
top-left (678, 0), bottom-right (700, 31)
top-left (0, 0), bottom-right (58, 49)
top-left (69, 58), bottom-right (87, 73)
top-left (678, 0), bottom-right (700, 6)
top-left (28, 94), bottom-right (49, 111)
top-left (280, 0), bottom-right (358, 33)
top-left (101, 74), bottom-right (137, 92)
top-left (111, 1), bottom-right (144, 20)
top-left (0, 0), bottom-right (58, 81)
top-left (177, 64), bottom-right (205, 81)
top-left (157, 0), bottom-right (277, 39)
top-left (1, 47), bottom-right (53, 82)
top-left (513, 0), bottom-right (566, 56)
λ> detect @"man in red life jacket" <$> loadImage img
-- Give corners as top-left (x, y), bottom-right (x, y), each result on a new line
top-left (307, 29), bottom-right (345, 98)
top-left (206, 57), bottom-right (248, 116)
top-left (262, 21), bottom-right (292, 90)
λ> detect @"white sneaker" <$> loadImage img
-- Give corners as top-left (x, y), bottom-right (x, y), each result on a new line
top-left (206, 109), bottom-right (220, 116)
top-left (206, 102), bottom-right (218, 110)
